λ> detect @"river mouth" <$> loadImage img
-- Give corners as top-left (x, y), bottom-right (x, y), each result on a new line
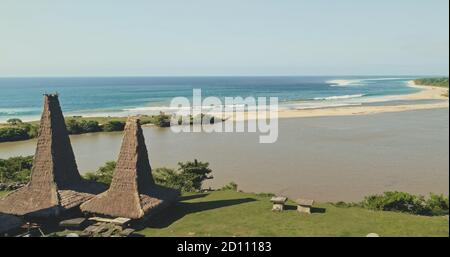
top-left (0, 108), bottom-right (448, 202)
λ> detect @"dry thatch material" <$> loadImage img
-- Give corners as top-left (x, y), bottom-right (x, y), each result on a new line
top-left (80, 117), bottom-right (179, 219)
top-left (0, 94), bottom-right (106, 217)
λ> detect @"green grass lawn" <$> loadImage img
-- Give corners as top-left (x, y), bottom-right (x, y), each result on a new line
top-left (139, 190), bottom-right (449, 237)
top-left (1, 189), bottom-right (448, 237)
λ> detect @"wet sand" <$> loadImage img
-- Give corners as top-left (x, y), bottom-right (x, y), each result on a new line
top-left (214, 81), bottom-right (449, 121)
top-left (1, 108), bottom-right (448, 202)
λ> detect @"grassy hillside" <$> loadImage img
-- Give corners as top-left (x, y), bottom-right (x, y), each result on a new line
top-left (139, 190), bottom-right (449, 237)
top-left (1, 189), bottom-right (448, 237)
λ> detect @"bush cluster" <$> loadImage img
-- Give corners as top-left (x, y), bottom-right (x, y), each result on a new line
top-left (84, 159), bottom-right (213, 193)
top-left (102, 120), bottom-right (126, 132)
top-left (66, 119), bottom-right (102, 134)
top-left (414, 77), bottom-right (449, 88)
top-left (0, 119), bottom-right (38, 143)
top-left (153, 160), bottom-right (213, 192)
top-left (0, 156), bottom-right (33, 183)
top-left (0, 118), bottom-right (129, 143)
top-left (334, 191), bottom-right (449, 216)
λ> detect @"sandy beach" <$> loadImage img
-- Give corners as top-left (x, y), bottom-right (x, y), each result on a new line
top-left (215, 81), bottom-right (449, 122)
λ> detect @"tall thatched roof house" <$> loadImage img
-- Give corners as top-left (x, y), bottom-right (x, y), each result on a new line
top-left (0, 94), bottom-right (106, 218)
top-left (80, 117), bottom-right (179, 220)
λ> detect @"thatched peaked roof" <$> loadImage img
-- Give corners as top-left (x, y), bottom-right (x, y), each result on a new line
top-left (0, 94), bottom-right (106, 217)
top-left (80, 118), bottom-right (179, 219)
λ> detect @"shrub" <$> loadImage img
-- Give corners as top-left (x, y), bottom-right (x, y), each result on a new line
top-left (427, 193), bottom-right (449, 216)
top-left (0, 127), bottom-right (30, 142)
top-left (20, 123), bottom-right (39, 138)
top-left (221, 182), bottom-right (238, 191)
top-left (153, 160), bottom-right (213, 192)
top-left (154, 113), bottom-right (171, 127)
top-left (6, 118), bottom-right (23, 125)
top-left (102, 121), bottom-right (126, 132)
top-left (0, 156), bottom-right (33, 183)
top-left (79, 120), bottom-right (101, 133)
top-left (177, 159), bottom-right (213, 192)
top-left (153, 167), bottom-right (185, 190)
top-left (83, 161), bottom-right (116, 185)
top-left (255, 192), bottom-right (276, 198)
top-left (66, 119), bottom-right (82, 134)
top-left (361, 191), bottom-right (431, 215)
top-left (332, 201), bottom-right (357, 208)
top-left (65, 119), bottom-right (101, 134)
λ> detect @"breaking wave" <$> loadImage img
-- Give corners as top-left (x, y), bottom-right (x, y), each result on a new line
top-left (313, 94), bottom-right (366, 101)
top-left (327, 77), bottom-right (410, 87)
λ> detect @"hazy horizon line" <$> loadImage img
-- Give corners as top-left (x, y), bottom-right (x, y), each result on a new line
top-left (0, 74), bottom-right (448, 79)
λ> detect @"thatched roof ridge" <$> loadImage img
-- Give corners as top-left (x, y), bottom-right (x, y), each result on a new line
top-left (0, 94), bottom-right (106, 217)
top-left (80, 117), bottom-right (179, 219)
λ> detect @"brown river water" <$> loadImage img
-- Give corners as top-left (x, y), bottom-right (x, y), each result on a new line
top-left (0, 108), bottom-right (448, 202)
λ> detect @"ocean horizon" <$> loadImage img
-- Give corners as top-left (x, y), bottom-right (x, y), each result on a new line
top-left (0, 76), bottom-right (423, 122)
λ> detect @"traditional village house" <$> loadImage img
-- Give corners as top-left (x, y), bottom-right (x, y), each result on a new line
top-left (80, 117), bottom-right (179, 220)
top-left (0, 94), bottom-right (106, 218)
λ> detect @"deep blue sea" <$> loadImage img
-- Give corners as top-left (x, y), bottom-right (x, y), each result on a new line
top-left (0, 76), bottom-right (420, 121)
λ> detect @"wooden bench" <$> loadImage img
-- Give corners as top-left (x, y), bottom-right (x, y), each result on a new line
top-left (59, 218), bottom-right (89, 230)
top-left (88, 217), bottom-right (131, 228)
top-left (296, 199), bottom-right (314, 214)
top-left (270, 196), bottom-right (288, 211)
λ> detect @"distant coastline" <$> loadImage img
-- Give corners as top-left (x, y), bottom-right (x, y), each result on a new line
top-left (0, 76), bottom-right (430, 123)
top-left (0, 78), bottom-right (449, 128)
top-left (216, 79), bottom-right (449, 121)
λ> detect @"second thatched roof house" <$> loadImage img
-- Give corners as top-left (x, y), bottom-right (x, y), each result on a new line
top-left (80, 117), bottom-right (179, 220)
top-left (0, 94), bottom-right (106, 218)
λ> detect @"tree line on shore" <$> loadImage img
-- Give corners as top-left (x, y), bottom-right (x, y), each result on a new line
top-left (0, 113), bottom-right (222, 143)
top-left (0, 155), bottom-right (448, 217)
top-left (414, 77), bottom-right (449, 88)
top-left (84, 159), bottom-right (214, 193)
top-left (0, 118), bottom-right (128, 143)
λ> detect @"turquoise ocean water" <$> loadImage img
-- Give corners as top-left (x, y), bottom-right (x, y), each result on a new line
top-left (0, 76), bottom-right (420, 122)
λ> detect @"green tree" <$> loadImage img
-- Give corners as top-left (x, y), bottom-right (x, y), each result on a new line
top-left (79, 120), bottom-right (101, 133)
top-left (0, 156), bottom-right (33, 183)
top-left (20, 123), bottom-right (39, 138)
top-left (152, 160), bottom-right (213, 192)
top-left (427, 193), bottom-right (449, 215)
top-left (361, 191), bottom-right (430, 215)
top-left (102, 121), bottom-right (126, 132)
top-left (66, 119), bottom-right (82, 134)
top-left (153, 167), bottom-right (184, 189)
top-left (6, 118), bottom-right (23, 126)
top-left (177, 159), bottom-right (213, 192)
top-left (155, 113), bottom-right (171, 127)
top-left (0, 127), bottom-right (30, 142)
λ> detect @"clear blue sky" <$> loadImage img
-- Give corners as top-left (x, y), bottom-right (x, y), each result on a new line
top-left (1, 0), bottom-right (448, 76)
